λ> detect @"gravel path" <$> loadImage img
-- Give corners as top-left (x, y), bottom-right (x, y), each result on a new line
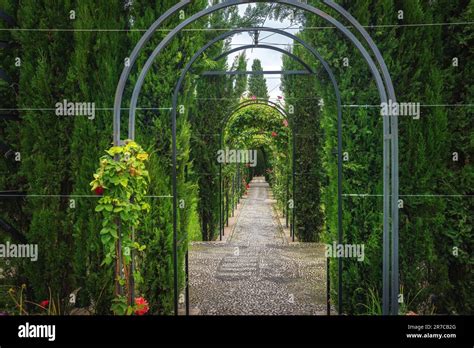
top-left (189, 177), bottom-right (327, 315)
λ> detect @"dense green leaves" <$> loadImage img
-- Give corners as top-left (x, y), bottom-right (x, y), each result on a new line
top-left (248, 59), bottom-right (269, 99)
top-left (0, 1), bottom-right (471, 316)
top-left (297, 0), bottom-right (473, 314)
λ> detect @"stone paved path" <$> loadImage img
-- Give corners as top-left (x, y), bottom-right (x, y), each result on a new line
top-left (189, 177), bottom-right (327, 315)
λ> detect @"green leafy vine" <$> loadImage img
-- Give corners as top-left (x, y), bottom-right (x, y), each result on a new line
top-left (90, 140), bottom-right (151, 314)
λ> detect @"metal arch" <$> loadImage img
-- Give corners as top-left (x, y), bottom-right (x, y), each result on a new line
top-left (220, 101), bottom-right (290, 153)
top-left (225, 99), bottom-right (290, 123)
top-left (122, 1), bottom-right (394, 316)
top-left (112, 0), bottom-right (398, 315)
top-left (127, 1), bottom-right (388, 134)
top-left (170, 27), bottom-right (344, 316)
top-left (112, 0), bottom-right (191, 145)
top-left (222, 103), bottom-right (289, 134)
top-left (218, 101), bottom-right (292, 247)
top-left (169, 26), bottom-right (337, 141)
top-left (214, 44), bottom-right (314, 74)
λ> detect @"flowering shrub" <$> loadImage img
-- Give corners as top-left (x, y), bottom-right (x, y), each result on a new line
top-left (110, 295), bottom-right (150, 316)
top-left (91, 140), bottom-right (151, 314)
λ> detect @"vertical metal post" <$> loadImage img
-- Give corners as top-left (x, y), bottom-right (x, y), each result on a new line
top-left (237, 166), bottom-right (240, 204)
top-left (327, 256), bottom-right (331, 316)
top-left (286, 174), bottom-right (289, 228)
top-left (219, 129), bottom-right (224, 241)
top-left (232, 174), bottom-right (235, 217)
top-left (226, 187), bottom-right (229, 227)
top-left (185, 250), bottom-right (190, 316)
top-left (222, 177), bottom-right (225, 229)
top-left (171, 104), bottom-right (179, 315)
top-left (130, 226), bottom-right (135, 304)
top-left (116, 219), bottom-right (124, 297)
top-left (391, 112), bottom-right (399, 315)
top-left (292, 123), bottom-right (296, 242)
top-left (219, 164), bottom-right (222, 241)
top-left (382, 111), bottom-right (391, 315)
top-left (336, 81), bottom-right (344, 316)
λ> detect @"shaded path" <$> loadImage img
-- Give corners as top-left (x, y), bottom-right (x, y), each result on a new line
top-left (189, 177), bottom-right (327, 315)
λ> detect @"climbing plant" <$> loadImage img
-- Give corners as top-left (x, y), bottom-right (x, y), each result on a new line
top-left (91, 140), bottom-right (150, 315)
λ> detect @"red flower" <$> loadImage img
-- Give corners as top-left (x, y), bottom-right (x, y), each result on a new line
top-left (246, 184), bottom-right (250, 190)
top-left (251, 95), bottom-right (257, 100)
top-left (271, 131), bottom-right (278, 137)
top-left (40, 300), bottom-right (49, 308)
top-left (283, 119), bottom-right (289, 127)
top-left (134, 297), bottom-right (149, 316)
top-left (94, 186), bottom-right (104, 195)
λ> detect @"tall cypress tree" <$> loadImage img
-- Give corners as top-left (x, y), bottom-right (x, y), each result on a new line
top-left (282, 49), bottom-right (323, 243)
top-left (191, 13), bottom-right (234, 242)
top-left (233, 52), bottom-right (248, 99)
top-left (248, 59), bottom-right (269, 99)
top-left (15, 0), bottom-right (75, 301)
top-left (299, 0), bottom-right (472, 314)
top-left (393, 0), bottom-right (451, 314)
top-left (0, 0), bottom-right (23, 302)
top-left (437, 0), bottom-right (473, 313)
top-left (67, 0), bottom-right (129, 313)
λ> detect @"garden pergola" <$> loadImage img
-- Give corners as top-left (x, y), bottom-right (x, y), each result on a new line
top-left (172, 25), bottom-right (345, 315)
top-left (112, 0), bottom-right (399, 316)
top-left (211, 34), bottom-right (343, 247)
top-left (219, 99), bottom-right (292, 235)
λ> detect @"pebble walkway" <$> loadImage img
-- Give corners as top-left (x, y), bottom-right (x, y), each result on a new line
top-left (189, 177), bottom-right (327, 315)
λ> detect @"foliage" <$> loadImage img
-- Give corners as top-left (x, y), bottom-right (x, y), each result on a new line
top-left (110, 295), bottom-right (150, 316)
top-left (248, 59), bottom-right (269, 99)
top-left (0, 0), bottom-right (471, 317)
top-left (91, 140), bottom-right (150, 312)
top-left (91, 141), bottom-right (150, 266)
top-left (232, 52), bottom-right (248, 99)
top-left (300, 0), bottom-right (473, 314)
top-left (13, 0), bottom-right (76, 304)
top-left (224, 104), bottom-right (290, 216)
top-left (6, 284), bottom-right (74, 315)
top-left (126, 0), bottom-right (209, 314)
top-left (67, 0), bottom-right (130, 313)
top-left (282, 58), bottom-right (324, 242)
top-left (190, 4), bottom-right (239, 241)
